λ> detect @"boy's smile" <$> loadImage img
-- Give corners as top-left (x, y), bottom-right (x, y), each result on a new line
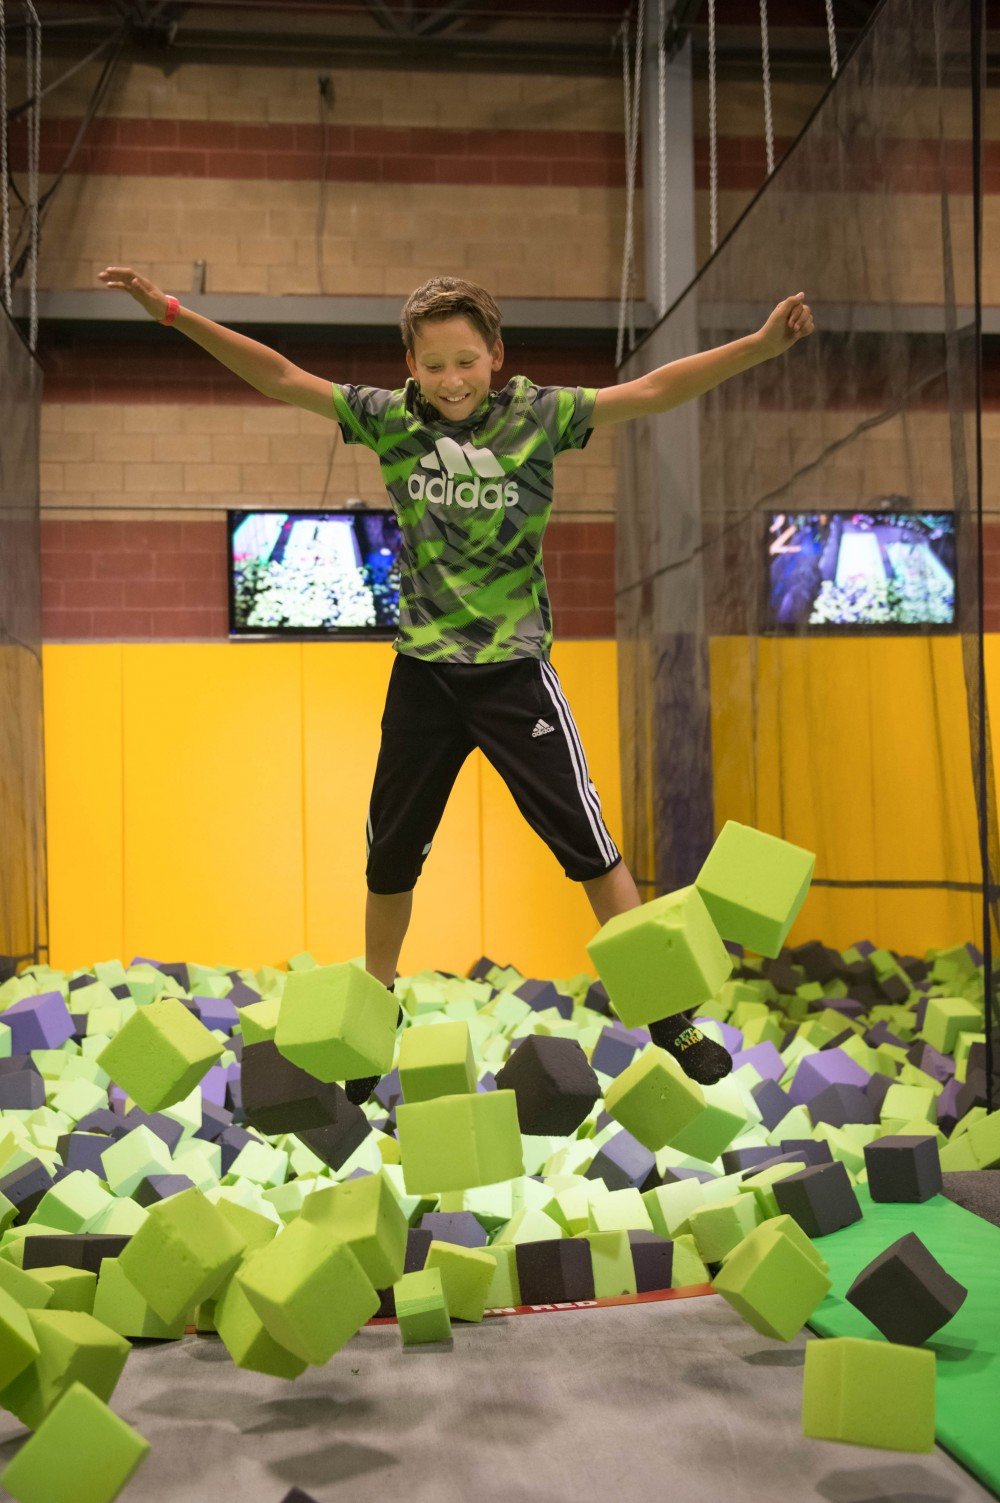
top-left (406, 314), bottom-right (504, 421)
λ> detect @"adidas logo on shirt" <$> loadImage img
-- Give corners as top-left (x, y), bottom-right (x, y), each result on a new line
top-left (532, 718), bottom-right (555, 738)
top-left (407, 436), bottom-right (519, 511)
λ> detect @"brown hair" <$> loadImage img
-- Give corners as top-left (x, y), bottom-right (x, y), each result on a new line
top-left (400, 277), bottom-right (502, 354)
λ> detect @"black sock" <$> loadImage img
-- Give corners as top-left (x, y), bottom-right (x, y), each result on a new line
top-left (344, 1005), bottom-right (404, 1107)
top-left (648, 1011), bottom-right (733, 1085)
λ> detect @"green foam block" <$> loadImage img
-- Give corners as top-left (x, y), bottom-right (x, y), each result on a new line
top-left (395, 1266), bottom-right (452, 1346)
top-left (398, 1020), bottom-right (477, 1103)
top-left (604, 1047), bottom-right (706, 1151)
top-left (237, 1217), bottom-right (379, 1366)
top-left (274, 962), bottom-right (397, 1082)
top-left (582, 1228), bottom-right (638, 1299)
top-left (585, 885), bottom-right (733, 1029)
top-left (213, 1274), bottom-right (308, 1379)
top-left (300, 1170), bottom-right (408, 1289)
top-left (0, 1380), bottom-right (149, 1503)
top-left (713, 1221), bottom-right (832, 1341)
top-left (0, 1310), bottom-right (131, 1431)
top-left (0, 1285), bottom-right (40, 1389)
top-left (397, 1090), bottom-right (524, 1193)
top-left (118, 1187), bottom-right (244, 1325)
top-left (424, 1241), bottom-right (496, 1323)
top-left (802, 1336), bottom-right (935, 1452)
top-left (97, 998), bottom-right (223, 1113)
top-left (28, 1267), bottom-right (96, 1315)
top-left (694, 820), bottom-right (815, 958)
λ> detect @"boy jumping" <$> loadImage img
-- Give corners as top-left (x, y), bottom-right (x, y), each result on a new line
top-left (98, 266), bottom-right (814, 1101)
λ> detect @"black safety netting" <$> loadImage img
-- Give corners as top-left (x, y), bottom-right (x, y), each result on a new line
top-left (615, 0), bottom-right (995, 970)
top-left (0, 306), bottom-right (47, 977)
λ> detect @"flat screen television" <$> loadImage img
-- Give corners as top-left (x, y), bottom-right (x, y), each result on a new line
top-left (228, 508), bottom-right (402, 639)
top-left (765, 510), bottom-right (957, 633)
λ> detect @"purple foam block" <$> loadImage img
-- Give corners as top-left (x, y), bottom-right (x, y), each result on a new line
top-left (864, 1072), bottom-right (894, 1118)
top-left (418, 1212), bottom-right (489, 1248)
top-left (584, 1129), bottom-right (656, 1192)
top-left (694, 1018), bottom-right (744, 1055)
top-left (778, 1138), bottom-right (834, 1167)
top-left (191, 996), bottom-right (239, 1033)
top-left (75, 1109), bottom-right (124, 1137)
top-left (821, 997), bottom-right (869, 1020)
top-left (722, 1146), bottom-right (779, 1175)
top-left (225, 977), bottom-right (261, 1009)
top-left (217, 1125), bottom-right (255, 1175)
top-left (130, 957), bottom-right (189, 990)
top-left (731, 1041), bottom-right (784, 1084)
top-left (751, 1078), bottom-right (794, 1132)
top-left (660, 1167), bottom-right (716, 1185)
top-left (912, 996), bottom-right (929, 1033)
top-left (199, 1065), bottom-right (229, 1109)
top-left (194, 1101), bottom-right (233, 1143)
top-left (57, 1132), bottom-right (114, 1177)
top-left (591, 1028), bottom-right (639, 1079)
top-left (477, 1073), bottom-right (497, 1093)
top-left (134, 1173), bottom-right (197, 1206)
top-left (851, 941), bottom-right (877, 957)
top-left (514, 979), bottom-right (573, 1021)
top-left (807, 1082), bottom-right (876, 1129)
top-left (582, 980), bottom-right (613, 1016)
top-left (120, 1109), bottom-right (184, 1154)
top-left (905, 1042), bottom-right (954, 1084)
top-left (109, 1087), bottom-right (128, 1113)
top-left (373, 1069), bottom-right (402, 1110)
top-left (865, 1022), bottom-right (907, 1049)
top-left (0, 1062), bottom-right (45, 1111)
top-left (2, 991), bottom-right (74, 1052)
top-left (788, 1049), bottom-right (871, 1107)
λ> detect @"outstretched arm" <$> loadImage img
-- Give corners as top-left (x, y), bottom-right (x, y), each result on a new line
top-left (590, 292), bottom-right (815, 428)
top-left (98, 266), bottom-right (311, 405)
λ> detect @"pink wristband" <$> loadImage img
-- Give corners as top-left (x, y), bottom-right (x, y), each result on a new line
top-left (160, 295), bottom-right (180, 326)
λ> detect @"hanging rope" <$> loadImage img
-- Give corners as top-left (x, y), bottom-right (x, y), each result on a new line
top-left (26, 0), bottom-right (40, 353)
top-left (759, 0), bottom-right (775, 176)
top-left (0, 1), bottom-right (10, 318)
top-left (656, 0), bottom-right (667, 313)
top-left (824, 0), bottom-right (839, 78)
top-left (616, 0), bottom-right (644, 365)
top-left (708, 0), bottom-right (718, 253)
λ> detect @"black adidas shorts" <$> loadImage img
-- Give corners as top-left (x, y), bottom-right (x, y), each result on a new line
top-left (365, 652), bottom-right (622, 894)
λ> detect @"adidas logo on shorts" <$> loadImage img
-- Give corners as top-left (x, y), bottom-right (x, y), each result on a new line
top-left (407, 436), bottom-right (520, 511)
top-left (532, 718), bottom-right (555, 738)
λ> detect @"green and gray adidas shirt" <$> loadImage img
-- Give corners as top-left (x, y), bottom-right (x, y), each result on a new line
top-left (331, 374), bottom-right (597, 665)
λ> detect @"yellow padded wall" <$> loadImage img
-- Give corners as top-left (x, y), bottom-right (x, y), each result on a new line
top-left (709, 635), bottom-right (982, 954)
top-left (43, 644), bottom-right (124, 967)
top-left (121, 644), bottom-right (306, 966)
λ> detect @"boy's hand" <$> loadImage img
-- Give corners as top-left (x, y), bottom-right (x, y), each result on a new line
top-left (756, 292), bottom-right (814, 358)
top-left (98, 265), bottom-right (170, 322)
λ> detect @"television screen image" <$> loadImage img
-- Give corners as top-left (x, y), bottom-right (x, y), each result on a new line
top-left (766, 511), bottom-right (956, 631)
top-left (229, 509), bottom-right (402, 637)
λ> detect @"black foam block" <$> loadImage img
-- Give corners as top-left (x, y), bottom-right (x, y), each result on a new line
top-left (294, 1093), bottom-right (372, 1172)
top-left (375, 1227), bottom-right (433, 1318)
top-left (627, 1230), bottom-right (674, 1293)
top-left (23, 1233), bottom-right (131, 1274)
top-left (515, 1239), bottom-right (595, 1304)
top-left (583, 979), bottom-right (613, 1016)
top-left (133, 1174), bottom-right (197, 1207)
top-left (807, 1082), bottom-right (875, 1129)
top-left (750, 1078), bottom-right (794, 1132)
top-left (494, 1035), bottom-right (600, 1135)
top-left (241, 1039), bottom-right (348, 1134)
top-left (845, 1231), bottom-right (967, 1345)
top-left (419, 1212), bottom-right (488, 1248)
top-left (584, 1130), bottom-right (657, 1193)
top-left (772, 1160), bottom-right (862, 1237)
top-left (864, 1134), bottom-right (943, 1204)
top-left (1, 1159), bottom-right (55, 1224)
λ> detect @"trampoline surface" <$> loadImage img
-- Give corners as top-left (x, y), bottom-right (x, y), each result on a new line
top-left (1, 1293), bottom-right (992, 1503)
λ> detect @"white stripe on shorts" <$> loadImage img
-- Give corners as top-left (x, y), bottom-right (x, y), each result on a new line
top-left (539, 661), bottom-right (620, 869)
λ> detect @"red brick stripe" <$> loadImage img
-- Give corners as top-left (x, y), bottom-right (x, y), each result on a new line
top-left (40, 516), bottom-right (616, 642)
top-left (10, 117), bottom-right (997, 191)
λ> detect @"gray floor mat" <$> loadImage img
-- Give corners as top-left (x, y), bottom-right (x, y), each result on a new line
top-left (0, 1293), bottom-right (993, 1502)
top-left (941, 1171), bottom-right (1000, 1230)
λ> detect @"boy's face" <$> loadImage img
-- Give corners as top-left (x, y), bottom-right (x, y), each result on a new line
top-left (406, 315), bottom-right (504, 420)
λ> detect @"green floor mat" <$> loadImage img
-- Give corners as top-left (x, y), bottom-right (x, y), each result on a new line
top-left (807, 1186), bottom-right (1000, 1495)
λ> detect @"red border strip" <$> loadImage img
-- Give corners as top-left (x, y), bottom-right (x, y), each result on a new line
top-left (367, 1281), bottom-right (716, 1325)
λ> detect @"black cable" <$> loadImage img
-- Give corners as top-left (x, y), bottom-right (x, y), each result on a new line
top-left (970, 0), bottom-right (994, 1112)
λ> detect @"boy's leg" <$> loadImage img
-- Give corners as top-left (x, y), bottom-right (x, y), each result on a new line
top-left (365, 887), bottom-right (414, 990)
top-left (581, 862), bottom-right (732, 1085)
